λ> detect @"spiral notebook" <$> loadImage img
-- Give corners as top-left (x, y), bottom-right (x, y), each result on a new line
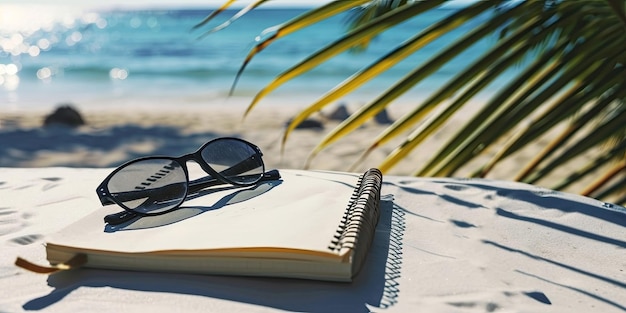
top-left (17, 169), bottom-right (382, 282)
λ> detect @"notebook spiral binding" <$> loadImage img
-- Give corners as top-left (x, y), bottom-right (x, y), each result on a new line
top-left (328, 168), bottom-right (383, 268)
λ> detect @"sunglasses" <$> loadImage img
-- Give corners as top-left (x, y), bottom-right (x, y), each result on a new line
top-left (97, 137), bottom-right (279, 224)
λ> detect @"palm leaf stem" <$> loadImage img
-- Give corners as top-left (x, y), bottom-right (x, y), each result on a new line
top-left (581, 160), bottom-right (626, 199)
top-left (523, 106), bottom-right (626, 185)
top-left (514, 88), bottom-right (621, 181)
top-left (594, 176), bottom-right (626, 206)
top-left (615, 194), bottom-right (626, 208)
top-left (550, 139), bottom-right (626, 191)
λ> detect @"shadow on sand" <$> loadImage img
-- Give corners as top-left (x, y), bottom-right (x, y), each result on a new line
top-left (0, 125), bottom-right (230, 167)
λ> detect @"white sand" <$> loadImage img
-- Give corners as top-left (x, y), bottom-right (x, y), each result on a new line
top-left (0, 166), bottom-right (624, 312)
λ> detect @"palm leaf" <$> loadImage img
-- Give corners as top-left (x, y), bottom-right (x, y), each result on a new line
top-left (606, 0), bottom-right (626, 30)
top-left (376, 22), bottom-right (561, 173)
top-left (420, 24), bottom-right (623, 178)
top-left (405, 12), bottom-right (574, 176)
top-left (476, 61), bottom-right (625, 178)
top-left (242, 0), bottom-right (445, 118)
top-left (229, 0), bottom-right (372, 96)
top-left (195, 0), bottom-right (269, 38)
top-left (280, 0), bottom-right (500, 158)
top-left (367, 3), bottom-right (567, 173)
top-left (204, 0), bottom-right (626, 203)
top-left (192, 0), bottom-right (236, 31)
top-left (420, 6), bottom-right (619, 176)
top-left (343, 0), bottom-right (412, 51)
top-left (514, 86), bottom-right (622, 182)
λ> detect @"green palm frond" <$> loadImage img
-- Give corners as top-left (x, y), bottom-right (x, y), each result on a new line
top-left (242, 0), bottom-right (445, 117)
top-left (413, 3), bottom-right (624, 178)
top-left (345, 0), bottom-right (412, 51)
top-left (192, 0), bottom-right (237, 31)
top-left (428, 43), bottom-right (622, 178)
top-left (193, 0), bottom-right (269, 37)
top-left (506, 84), bottom-right (623, 181)
top-left (291, 0), bottom-right (499, 159)
top-left (372, 4), bottom-right (566, 174)
top-left (199, 0), bottom-right (626, 205)
top-left (228, 0), bottom-right (372, 96)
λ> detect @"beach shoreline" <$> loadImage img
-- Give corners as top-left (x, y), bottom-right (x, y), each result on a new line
top-left (0, 96), bottom-right (406, 171)
top-left (0, 95), bottom-right (616, 203)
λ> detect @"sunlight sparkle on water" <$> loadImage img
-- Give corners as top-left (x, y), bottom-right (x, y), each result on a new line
top-left (0, 5), bottom-right (84, 35)
top-left (36, 67), bottom-right (52, 81)
top-left (0, 4), bottom-right (108, 90)
top-left (110, 68), bottom-right (129, 80)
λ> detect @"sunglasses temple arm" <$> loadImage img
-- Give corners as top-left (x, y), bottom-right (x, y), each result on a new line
top-left (103, 170), bottom-right (280, 225)
top-left (104, 170), bottom-right (281, 225)
top-left (187, 169), bottom-right (280, 194)
top-left (104, 209), bottom-right (139, 225)
top-left (100, 170), bottom-right (280, 207)
top-left (219, 153), bottom-right (263, 177)
top-left (261, 169), bottom-right (281, 180)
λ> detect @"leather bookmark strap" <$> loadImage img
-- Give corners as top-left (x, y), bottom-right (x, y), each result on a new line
top-left (15, 254), bottom-right (87, 274)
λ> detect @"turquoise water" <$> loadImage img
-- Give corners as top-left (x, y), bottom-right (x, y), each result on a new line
top-left (0, 5), bottom-right (512, 109)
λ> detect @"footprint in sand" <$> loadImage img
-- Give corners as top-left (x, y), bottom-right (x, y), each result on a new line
top-left (41, 177), bottom-right (62, 191)
top-left (0, 201), bottom-right (41, 245)
top-left (9, 234), bottom-right (43, 245)
top-left (0, 207), bottom-right (22, 237)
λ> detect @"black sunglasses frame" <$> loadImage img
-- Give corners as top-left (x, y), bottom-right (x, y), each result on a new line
top-left (97, 137), bottom-right (268, 216)
top-left (103, 169), bottom-right (281, 225)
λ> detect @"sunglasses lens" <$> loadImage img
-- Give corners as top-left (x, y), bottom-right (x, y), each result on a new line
top-left (201, 138), bottom-right (264, 184)
top-left (107, 158), bottom-right (187, 214)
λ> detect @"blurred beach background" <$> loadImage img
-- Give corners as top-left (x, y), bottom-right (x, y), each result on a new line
top-left (1, 0), bottom-right (499, 107)
top-left (0, 0), bottom-right (541, 180)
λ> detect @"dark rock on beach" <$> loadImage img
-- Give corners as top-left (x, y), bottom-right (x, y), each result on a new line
top-left (374, 108), bottom-right (394, 125)
top-left (285, 118), bottom-right (324, 130)
top-left (324, 103), bottom-right (394, 125)
top-left (43, 105), bottom-right (86, 128)
top-left (326, 103), bottom-right (351, 121)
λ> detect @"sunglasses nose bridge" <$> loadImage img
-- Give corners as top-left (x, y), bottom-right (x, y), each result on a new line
top-left (181, 154), bottom-right (215, 180)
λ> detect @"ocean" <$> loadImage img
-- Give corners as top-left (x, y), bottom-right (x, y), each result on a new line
top-left (0, 4), bottom-right (513, 110)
